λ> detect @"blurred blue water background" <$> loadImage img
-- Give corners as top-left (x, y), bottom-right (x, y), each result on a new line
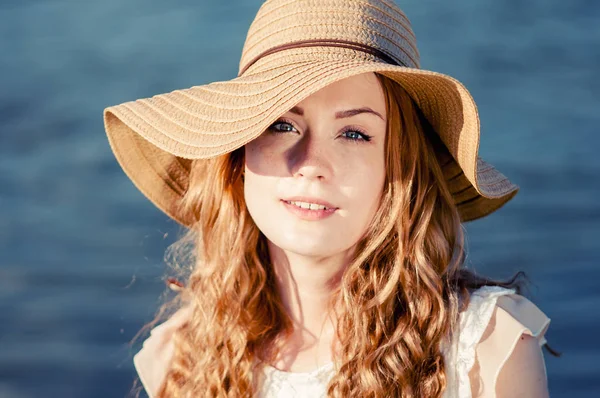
top-left (1, 0), bottom-right (598, 396)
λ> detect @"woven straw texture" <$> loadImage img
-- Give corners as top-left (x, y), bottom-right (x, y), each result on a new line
top-left (103, 0), bottom-right (518, 226)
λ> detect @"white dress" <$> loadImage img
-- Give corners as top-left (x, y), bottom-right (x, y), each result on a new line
top-left (132, 286), bottom-right (550, 398)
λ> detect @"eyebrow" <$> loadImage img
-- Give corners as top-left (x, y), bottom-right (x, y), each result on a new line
top-left (288, 105), bottom-right (384, 121)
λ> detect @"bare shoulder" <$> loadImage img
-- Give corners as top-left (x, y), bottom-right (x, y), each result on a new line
top-left (495, 333), bottom-right (549, 398)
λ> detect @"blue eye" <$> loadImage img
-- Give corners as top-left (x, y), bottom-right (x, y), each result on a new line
top-left (342, 129), bottom-right (372, 142)
top-left (269, 120), bottom-right (297, 133)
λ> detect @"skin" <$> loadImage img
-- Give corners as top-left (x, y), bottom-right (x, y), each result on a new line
top-left (494, 335), bottom-right (549, 397)
top-left (244, 72), bottom-right (387, 371)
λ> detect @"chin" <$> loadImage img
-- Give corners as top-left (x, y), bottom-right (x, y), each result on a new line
top-left (274, 235), bottom-right (345, 258)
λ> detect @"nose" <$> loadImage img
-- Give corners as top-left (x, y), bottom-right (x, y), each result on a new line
top-left (287, 132), bottom-right (333, 180)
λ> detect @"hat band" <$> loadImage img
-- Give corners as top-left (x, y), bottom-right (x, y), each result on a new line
top-left (239, 39), bottom-right (407, 76)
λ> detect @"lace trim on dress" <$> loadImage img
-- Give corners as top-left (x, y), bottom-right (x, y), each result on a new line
top-left (256, 361), bottom-right (336, 397)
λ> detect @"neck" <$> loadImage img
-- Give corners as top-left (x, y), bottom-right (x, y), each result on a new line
top-left (266, 240), bottom-right (353, 369)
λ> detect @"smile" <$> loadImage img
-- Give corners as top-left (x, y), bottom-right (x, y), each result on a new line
top-left (284, 200), bottom-right (331, 211)
top-left (281, 199), bottom-right (338, 221)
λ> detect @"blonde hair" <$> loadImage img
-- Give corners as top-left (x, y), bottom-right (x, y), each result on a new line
top-left (132, 73), bottom-right (524, 397)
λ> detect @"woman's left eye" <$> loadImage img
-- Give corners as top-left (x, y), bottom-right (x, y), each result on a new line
top-left (341, 130), bottom-right (372, 142)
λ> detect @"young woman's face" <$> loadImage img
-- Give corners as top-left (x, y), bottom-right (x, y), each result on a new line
top-left (244, 72), bottom-right (387, 258)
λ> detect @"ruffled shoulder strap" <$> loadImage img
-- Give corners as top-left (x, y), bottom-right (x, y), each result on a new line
top-left (133, 306), bottom-right (192, 398)
top-left (472, 291), bottom-right (550, 397)
top-left (443, 286), bottom-right (551, 398)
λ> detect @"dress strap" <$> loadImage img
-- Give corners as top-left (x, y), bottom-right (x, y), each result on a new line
top-left (471, 293), bottom-right (551, 397)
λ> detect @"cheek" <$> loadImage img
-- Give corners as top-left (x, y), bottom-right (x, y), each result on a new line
top-left (243, 148), bottom-right (280, 231)
top-left (343, 153), bottom-right (385, 200)
top-left (245, 140), bottom-right (270, 174)
top-left (243, 156), bottom-right (274, 206)
top-left (244, 136), bottom-right (286, 177)
top-left (243, 171), bottom-right (271, 239)
top-left (340, 154), bottom-right (386, 228)
top-left (243, 140), bottom-right (284, 208)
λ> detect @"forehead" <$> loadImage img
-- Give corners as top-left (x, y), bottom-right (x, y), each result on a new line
top-left (293, 72), bottom-right (386, 117)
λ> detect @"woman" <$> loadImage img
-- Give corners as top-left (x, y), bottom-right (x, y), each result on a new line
top-left (103, 1), bottom-right (552, 397)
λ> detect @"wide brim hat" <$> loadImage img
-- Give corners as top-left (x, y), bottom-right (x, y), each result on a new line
top-left (103, 0), bottom-right (518, 227)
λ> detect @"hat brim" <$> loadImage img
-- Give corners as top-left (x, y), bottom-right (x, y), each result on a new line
top-left (103, 48), bottom-right (518, 225)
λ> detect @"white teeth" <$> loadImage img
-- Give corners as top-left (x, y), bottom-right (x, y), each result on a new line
top-left (287, 200), bottom-right (329, 210)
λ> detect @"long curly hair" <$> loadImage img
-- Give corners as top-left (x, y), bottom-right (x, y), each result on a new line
top-left (133, 73), bottom-right (528, 397)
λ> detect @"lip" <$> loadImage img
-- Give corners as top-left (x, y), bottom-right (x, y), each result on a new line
top-left (280, 197), bottom-right (338, 221)
top-left (281, 196), bottom-right (338, 209)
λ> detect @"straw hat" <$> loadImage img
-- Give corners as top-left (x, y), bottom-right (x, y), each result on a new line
top-left (103, 0), bottom-right (518, 227)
